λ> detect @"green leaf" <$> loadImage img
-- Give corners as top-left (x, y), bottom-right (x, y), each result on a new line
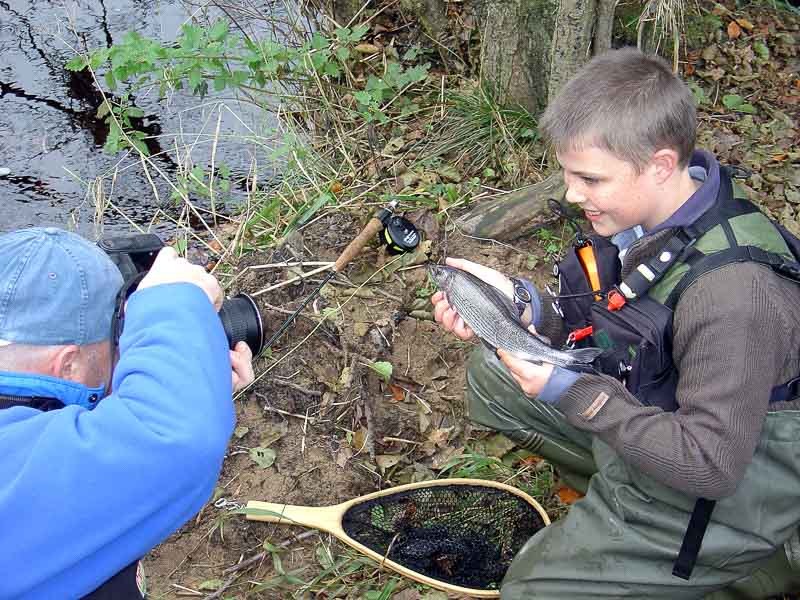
top-left (213, 74), bottom-right (228, 91)
top-left (722, 94), bottom-right (744, 109)
top-left (125, 107), bottom-right (145, 118)
top-left (180, 24), bottom-right (201, 50)
top-left (65, 55), bottom-right (88, 71)
top-left (323, 61), bottom-right (341, 77)
top-left (350, 24), bottom-right (370, 42)
top-left (197, 580), bottom-right (222, 591)
top-left (369, 361), bottom-right (393, 382)
top-left (353, 90), bottom-right (372, 106)
top-left (311, 32), bottom-right (328, 50)
top-left (209, 19), bottom-right (229, 42)
top-left (295, 192), bottom-right (334, 227)
top-left (402, 46), bottom-right (419, 61)
top-left (335, 46), bottom-right (350, 63)
top-left (249, 446), bottom-right (277, 468)
top-left (753, 42), bottom-right (770, 60)
top-left (188, 66), bottom-right (203, 92)
top-left (316, 545), bottom-right (334, 569)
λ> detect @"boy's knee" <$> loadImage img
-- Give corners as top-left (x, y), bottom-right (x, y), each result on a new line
top-left (465, 346), bottom-right (515, 425)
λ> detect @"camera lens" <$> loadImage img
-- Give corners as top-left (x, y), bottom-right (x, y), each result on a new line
top-left (218, 294), bottom-right (264, 355)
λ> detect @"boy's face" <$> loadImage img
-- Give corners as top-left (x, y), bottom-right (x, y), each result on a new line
top-left (557, 146), bottom-right (659, 236)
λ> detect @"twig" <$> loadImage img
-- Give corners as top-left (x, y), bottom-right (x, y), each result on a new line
top-left (205, 531), bottom-right (316, 600)
top-left (269, 379), bottom-right (323, 397)
top-left (252, 263), bottom-right (333, 297)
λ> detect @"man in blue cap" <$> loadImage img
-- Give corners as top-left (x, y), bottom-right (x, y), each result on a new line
top-left (0, 227), bottom-right (255, 598)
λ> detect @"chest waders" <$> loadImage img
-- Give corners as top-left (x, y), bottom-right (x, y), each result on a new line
top-left (553, 168), bottom-right (800, 581)
top-left (0, 394), bottom-right (145, 599)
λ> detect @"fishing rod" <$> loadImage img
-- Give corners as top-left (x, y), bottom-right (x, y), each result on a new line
top-left (261, 200), bottom-right (420, 353)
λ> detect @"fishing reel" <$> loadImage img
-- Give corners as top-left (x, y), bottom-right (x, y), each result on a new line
top-left (376, 206), bottom-right (420, 254)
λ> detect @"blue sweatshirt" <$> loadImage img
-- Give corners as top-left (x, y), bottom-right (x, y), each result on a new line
top-left (0, 283), bottom-right (235, 598)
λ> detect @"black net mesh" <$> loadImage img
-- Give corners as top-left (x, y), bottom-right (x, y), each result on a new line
top-left (341, 484), bottom-right (547, 591)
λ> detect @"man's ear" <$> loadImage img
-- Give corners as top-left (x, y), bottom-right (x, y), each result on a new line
top-left (649, 148), bottom-right (680, 184)
top-left (50, 345), bottom-right (82, 382)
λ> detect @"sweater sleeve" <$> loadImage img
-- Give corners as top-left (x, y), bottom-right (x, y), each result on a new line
top-left (556, 263), bottom-right (788, 499)
top-left (0, 283), bottom-right (235, 599)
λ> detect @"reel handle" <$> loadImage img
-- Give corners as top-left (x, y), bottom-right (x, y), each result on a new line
top-left (334, 216), bottom-right (385, 272)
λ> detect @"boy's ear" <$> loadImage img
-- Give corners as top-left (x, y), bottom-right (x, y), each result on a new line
top-left (649, 148), bottom-right (680, 184)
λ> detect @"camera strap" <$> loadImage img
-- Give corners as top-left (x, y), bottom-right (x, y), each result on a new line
top-left (108, 272), bottom-right (148, 391)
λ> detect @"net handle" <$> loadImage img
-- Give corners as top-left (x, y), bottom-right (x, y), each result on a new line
top-left (244, 501), bottom-right (345, 534)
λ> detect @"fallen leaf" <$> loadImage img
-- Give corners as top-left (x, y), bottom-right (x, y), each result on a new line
top-left (335, 447), bottom-right (353, 468)
top-left (233, 425), bottom-right (250, 439)
top-left (375, 454), bottom-right (404, 471)
top-left (480, 433), bottom-right (517, 458)
top-left (389, 384), bottom-right (405, 402)
top-left (727, 21), bottom-right (741, 39)
top-left (519, 454), bottom-right (545, 467)
top-left (557, 486), bottom-right (584, 505)
top-left (330, 181), bottom-right (343, 194)
top-left (249, 446), bottom-right (277, 469)
top-left (735, 17), bottom-right (754, 31)
top-left (355, 43), bottom-right (380, 55)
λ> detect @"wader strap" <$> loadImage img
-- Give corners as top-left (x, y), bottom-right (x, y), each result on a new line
top-left (618, 234), bottom-right (695, 299)
top-left (664, 246), bottom-right (800, 309)
top-left (673, 498), bottom-right (716, 580)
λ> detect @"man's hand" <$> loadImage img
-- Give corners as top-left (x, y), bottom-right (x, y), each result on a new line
top-left (431, 257), bottom-right (513, 341)
top-left (230, 341), bottom-right (255, 392)
top-left (138, 247), bottom-right (223, 310)
top-left (497, 349), bottom-right (554, 398)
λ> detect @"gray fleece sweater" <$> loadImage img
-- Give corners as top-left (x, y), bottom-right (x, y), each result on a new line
top-left (540, 227), bottom-right (800, 500)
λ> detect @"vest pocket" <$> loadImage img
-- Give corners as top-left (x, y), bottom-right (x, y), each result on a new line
top-left (590, 297), bottom-right (678, 411)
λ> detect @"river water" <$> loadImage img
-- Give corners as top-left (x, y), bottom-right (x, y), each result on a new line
top-left (0, 0), bottom-right (283, 237)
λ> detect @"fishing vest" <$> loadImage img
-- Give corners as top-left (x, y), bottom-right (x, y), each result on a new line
top-left (0, 394), bottom-right (146, 599)
top-left (553, 167), bottom-right (800, 580)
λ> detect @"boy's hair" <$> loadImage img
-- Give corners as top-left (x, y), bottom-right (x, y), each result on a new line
top-left (540, 47), bottom-right (696, 172)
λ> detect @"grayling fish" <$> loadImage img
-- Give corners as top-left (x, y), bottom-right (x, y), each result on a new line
top-left (428, 264), bottom-right (603, 369)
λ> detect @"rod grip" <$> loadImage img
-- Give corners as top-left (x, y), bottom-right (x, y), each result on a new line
top-left (334, 216), bottom-right (384, 272)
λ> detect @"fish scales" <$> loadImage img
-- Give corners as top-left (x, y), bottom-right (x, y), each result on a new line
top-left (428, 264), bottom-right (603, 370)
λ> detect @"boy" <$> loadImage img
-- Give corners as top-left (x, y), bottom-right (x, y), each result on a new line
top-left (432, 48), bottom-right (800, 599)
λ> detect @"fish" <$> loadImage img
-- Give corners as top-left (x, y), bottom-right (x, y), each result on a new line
top-left (428, 263), bottom-right (603, 369)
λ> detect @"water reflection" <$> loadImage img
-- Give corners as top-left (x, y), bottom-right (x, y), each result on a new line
top-left (0, 0), bottom-right (280, 237)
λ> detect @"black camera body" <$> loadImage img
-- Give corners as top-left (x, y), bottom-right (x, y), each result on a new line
top-left (98, 234), bottom-right (264, 355)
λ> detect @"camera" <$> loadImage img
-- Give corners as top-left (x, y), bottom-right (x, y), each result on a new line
top-left (98, 234), bottom-right (264, 355)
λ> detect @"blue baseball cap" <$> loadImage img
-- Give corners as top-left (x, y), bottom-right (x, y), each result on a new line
top-left (0, 227), bottom-right (124, 347)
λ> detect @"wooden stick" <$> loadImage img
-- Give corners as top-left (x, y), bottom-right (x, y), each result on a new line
top-left (251, 263), bottom-right (333, 297)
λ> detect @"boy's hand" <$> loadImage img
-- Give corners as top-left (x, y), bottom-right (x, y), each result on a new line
top-left (497, 349), bottom-right (554, 398)
top-left (138, 247), bottom-right (223, 310)
top-left (230, 341), bottom-right (255, 392)
top-left (431, 257), bottom-right (513, 341)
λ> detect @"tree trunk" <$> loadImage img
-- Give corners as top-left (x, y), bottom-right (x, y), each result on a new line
top-left (479, 0), bottom-right (557, 113)
top-left (546, 0), bottom-right (597, 104)
top-left (456, 173), bottom-right (565, 241)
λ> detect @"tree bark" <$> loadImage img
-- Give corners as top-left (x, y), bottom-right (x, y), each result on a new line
top-left (456, 173), bottom-right (565, 241)
top-left (546, 0), bottom-right (598, 105)
top-left (479, 0), bottom-right (557, 113)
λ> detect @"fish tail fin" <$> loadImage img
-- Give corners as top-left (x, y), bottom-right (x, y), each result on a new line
top-left (567, 346), bottom-right (604, 364)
